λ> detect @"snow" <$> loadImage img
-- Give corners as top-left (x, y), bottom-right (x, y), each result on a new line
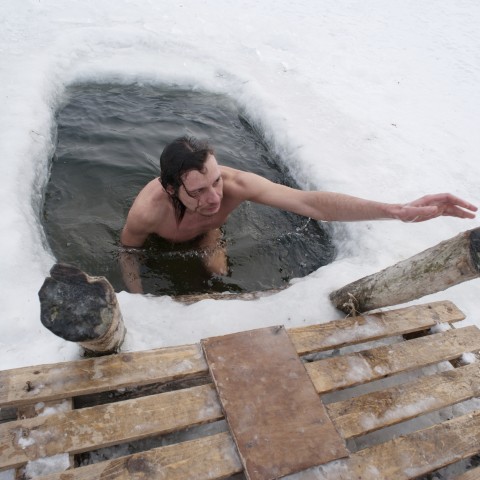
top-left (360, 396), bottom-right (438, 432)
top-left (0, 1), bottom-right (479, 375)
top-left (24, 454), bottom-right (71, 478)
top-left (461, 352), bottom-right (478, 365)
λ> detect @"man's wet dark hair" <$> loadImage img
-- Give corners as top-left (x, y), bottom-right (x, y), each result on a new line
top-left (159, 136), bottom-right (214, 223)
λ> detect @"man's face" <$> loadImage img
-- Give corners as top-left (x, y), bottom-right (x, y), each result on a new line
top-left (178, 154), bottom-right (223, 216)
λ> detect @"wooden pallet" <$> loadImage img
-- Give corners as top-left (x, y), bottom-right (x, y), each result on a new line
top-left (1, 300), bottom-right (480, 479)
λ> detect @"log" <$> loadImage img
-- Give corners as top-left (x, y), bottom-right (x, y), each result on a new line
top-left (330, 227), bottom-right (480, 314)
top-left (38, 263), bottom-right (126, 355)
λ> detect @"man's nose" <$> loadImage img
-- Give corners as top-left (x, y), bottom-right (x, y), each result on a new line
top-left (206, 187), bottom-right (221, 203)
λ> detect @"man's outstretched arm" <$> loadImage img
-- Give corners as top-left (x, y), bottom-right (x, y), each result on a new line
top-left (235, 172), bottom-right (477, 223)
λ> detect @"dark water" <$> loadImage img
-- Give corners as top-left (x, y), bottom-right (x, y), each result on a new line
top-left (42, 83), bottom-right (335, 295)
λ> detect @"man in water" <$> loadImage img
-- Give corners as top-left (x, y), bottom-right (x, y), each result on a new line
top-left (120, 136), bottom-right (477, 293)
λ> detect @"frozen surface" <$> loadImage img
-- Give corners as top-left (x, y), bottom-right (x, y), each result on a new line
top-left (0, 0), bottom-right (479, 370)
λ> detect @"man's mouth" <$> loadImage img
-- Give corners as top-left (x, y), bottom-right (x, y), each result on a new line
top-left (203, 203), bottom-right (220, 213)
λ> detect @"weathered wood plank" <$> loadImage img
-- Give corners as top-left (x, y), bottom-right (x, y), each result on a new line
top-left (14, 399), bottom-right (75, 478)
top-left (35, 432), bottom-right (243, 480)
top-left (288, 300), bottom-right (464, 355)
top-left (202, 327), bottom-right (348, 480)
top-left (306, 326), bottom-right (480, 393)
top-left (0, 384), bottom-right (222, 471)
top-left (455, 465), bottom-right (480, 480)
top-left (327, 362), bottom-right (480, 438)
top-left (0, 343), bottom-right (208, 408)
top-left (0, 301), bottom-right (463, 410)
top-left (284, 410), bottom-right (480, 480)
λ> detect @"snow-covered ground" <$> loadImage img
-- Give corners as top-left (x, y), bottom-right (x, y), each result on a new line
top-left (1, 0), bottom-right (479, 371)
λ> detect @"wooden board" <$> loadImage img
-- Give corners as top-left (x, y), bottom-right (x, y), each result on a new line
top-left (306, 325), bottom-right (480, 393)
top-left (15, 399), bottom-right (74, 479)
top-left (283, 410), bottom-right (480, 480)
top-left (0, 301), bottom-right (463, 410)
top-left (455, 465), bottom-right (480, 480)
top-left (0, 344), bottom-right (208, 408)
top-left (289, 300), bottom-right (465, 355)
top-left (202, 326), bottom-right (348, 480)
top-left (0, 384), bottom-right (222, 471)
top-left (35, 432), bottom-right (243, 480)
top-left (327, 361), bottom-right (480, 438)
top-left (1, 301), bottom-right (478, 479)
top-left (4, 363), bottom-right (478, 472)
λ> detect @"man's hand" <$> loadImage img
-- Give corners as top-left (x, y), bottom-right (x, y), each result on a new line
top-left (393, 193), bottom-right (477, 223)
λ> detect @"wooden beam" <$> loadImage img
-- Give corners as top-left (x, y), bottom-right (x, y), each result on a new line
top-left (454, 465), bottom-right (480, 480)
top-left (0, 384), bottom-right (222, 471)
top-left (0, 344), bottom-right (208, 408)
top-left (4, 352), bottom-right (478, 471)
top-left (288, 300), bottom-right (464, 355)
top-left (1, 301), bottom-right (463, 409)
top-left (34, 432), bottom-right (243, 480)
top-left (14, 399), bottom-right (74, 479)
top-left (330, 228), bottom-right (480, 314)
top-left (306, 326), bottom-right (480, 393)
top-left (293, 410), bottom-right (480, 479)
top-left (31, 409), bottom-right (480, 480)
top-left (327, 362), bottom-right (480, 438)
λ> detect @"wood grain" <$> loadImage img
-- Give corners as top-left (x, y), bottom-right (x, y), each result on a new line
top-left (306, 326), bottom-right (480, 393)
top-left (288, 300), bottom-right (464, 355)
top-left (0, 384), bottom-right (222, 471)
top-left (202, 326), bottom-right (348, 480)
top-left (35, 432), bottom-right (243, 480)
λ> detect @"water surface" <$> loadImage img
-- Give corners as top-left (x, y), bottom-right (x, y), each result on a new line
top-left (43, 84), bottom-right (335, 295)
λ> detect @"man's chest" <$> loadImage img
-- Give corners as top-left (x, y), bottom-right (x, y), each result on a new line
top-left (155, 211), bottom-right (228, 243)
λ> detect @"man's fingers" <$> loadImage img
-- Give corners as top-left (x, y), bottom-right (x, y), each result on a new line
top-left (405, 194), bottom-right (477, 221)
top-left (444, 204), bottom-right (477, 219)
top-left (441, 193), bottom-right (478, 212)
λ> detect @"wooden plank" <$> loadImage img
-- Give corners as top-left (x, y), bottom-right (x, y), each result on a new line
top-left (327, 362), bottom-right (480, 438)
top-left (306, 326), bottom-right (480, 394)
top-left (0, 384), bottom-right (222, 471)
top-left (284, 410), bottom-right (480, 480)
top-left (0, 344), bottom-right (208, 408)
top-left (14, 399), bottom-right (75, 478)
top-left (0, 301), bottom-right (463, 409)
top-left (202, 326), bottom-right (348, 480)
top-left (455, 465), bottom-right (480, 480)
top-left (35, 432), bottom-right (243, 480)
top-left (6, 361), bottom-right (477, 471)
top-left (289, 301), bottom-right (465, 355)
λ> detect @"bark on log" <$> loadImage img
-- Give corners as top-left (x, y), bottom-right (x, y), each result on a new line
top-left (330, 227), bottom-right (480, 315)
top-left (38, 263), bottom-right (126, 355)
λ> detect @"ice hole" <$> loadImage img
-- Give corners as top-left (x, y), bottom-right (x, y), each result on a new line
top-left (42, 84), bottom-right (335, 296)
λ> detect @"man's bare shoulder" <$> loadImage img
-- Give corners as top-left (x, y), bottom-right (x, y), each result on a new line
top-left (128, 179), bottom-right (170, 227)
top-left (220, 165), bottom-right (272, 201)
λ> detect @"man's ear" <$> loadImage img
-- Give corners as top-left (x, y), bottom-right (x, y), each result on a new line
top-left (165, 185), bottom-right (175, 196)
